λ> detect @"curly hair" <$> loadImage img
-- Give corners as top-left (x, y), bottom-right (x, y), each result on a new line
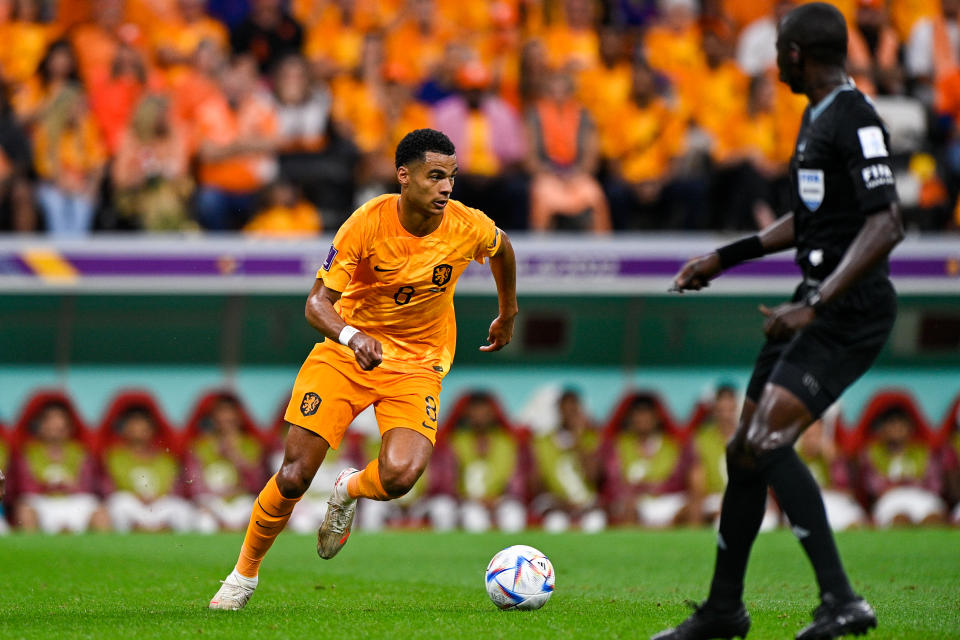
top-left (394, 128), bottom-right (456, 169)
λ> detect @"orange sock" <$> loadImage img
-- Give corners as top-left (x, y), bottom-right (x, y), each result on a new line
top-left (235, 474), bottom-right (300, 578)
top-left (347, 459), bottom-right (390, 501)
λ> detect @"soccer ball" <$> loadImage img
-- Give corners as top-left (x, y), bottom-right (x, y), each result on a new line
top-left (484, 544), bottom-right (555, 610)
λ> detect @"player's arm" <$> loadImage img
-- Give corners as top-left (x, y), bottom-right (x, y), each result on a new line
top-left (671, 212), bottom-right (796, 291)
top-left (761, 205), bottom-right (903, 339)
top-left (305, 279), bottom-right (382, 370)
top-left (481, 231), bottom-right (518, 352)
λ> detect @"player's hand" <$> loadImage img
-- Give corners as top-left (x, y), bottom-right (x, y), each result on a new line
top-left (480, 314), bottom-right (515, 352)
top-left (759, 302), bottom-right (815, 340)
top-left (670, 253), bottom-right (722, 292)
top-left (349, 333), bottom-right (383, 370)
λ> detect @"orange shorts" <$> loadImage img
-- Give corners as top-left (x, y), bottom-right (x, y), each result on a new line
top-left (283, 340), bottom-right (442, 449)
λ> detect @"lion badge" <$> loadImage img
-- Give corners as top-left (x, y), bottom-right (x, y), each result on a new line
top-left (300, 392), bottom-right (322, 416)
top-left (432, 264), bottom-right (452, 287)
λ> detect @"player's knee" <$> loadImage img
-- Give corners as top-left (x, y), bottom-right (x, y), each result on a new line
top-left (725, 438), bottom-right (757, 473)
top-left (378, 459), bottom-right (423, 498)
top-left (276, 462), bottom-right (312, 499)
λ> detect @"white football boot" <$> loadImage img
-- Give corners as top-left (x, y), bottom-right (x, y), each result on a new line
top-left (209, 570), bottom-right (258, 610)
top-left (317, 467), bottom-right (360, 559)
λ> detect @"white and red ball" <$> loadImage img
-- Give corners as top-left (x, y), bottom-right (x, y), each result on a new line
top-left (484, 545), bottom-right (555, 610)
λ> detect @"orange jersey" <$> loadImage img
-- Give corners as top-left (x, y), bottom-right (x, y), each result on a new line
top-left (318, 194), bottom-right (502, 376)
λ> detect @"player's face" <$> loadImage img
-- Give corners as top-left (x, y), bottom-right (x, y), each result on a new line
top-left (400, 152), bottom-right (458, 216)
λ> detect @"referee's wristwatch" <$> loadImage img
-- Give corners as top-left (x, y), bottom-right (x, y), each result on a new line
top-left (804, 288), bottom-right (825, 313)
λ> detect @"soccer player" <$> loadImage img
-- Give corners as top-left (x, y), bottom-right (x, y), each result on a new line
top-left (655, 4), bottom-right (903, 640)
top-left (209, 128), bottom-right (518, 610)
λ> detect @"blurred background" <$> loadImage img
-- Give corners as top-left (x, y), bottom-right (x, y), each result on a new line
top-left (0, 0), bottom-right (957, 536)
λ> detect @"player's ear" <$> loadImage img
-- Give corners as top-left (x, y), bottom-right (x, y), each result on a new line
top-left (397, 164), bottom-right (409, 187)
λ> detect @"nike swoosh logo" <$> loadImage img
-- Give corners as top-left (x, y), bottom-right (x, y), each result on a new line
top-left (373, 265), bottom-right (398, 272)
top-left (256, 520), bottom-right (284, 530)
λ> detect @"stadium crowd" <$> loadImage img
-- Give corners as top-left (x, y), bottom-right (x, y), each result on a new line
top-left (1, 385), bottom-right (959, 534)
top-left (0, 0), bottom-right (959, 234)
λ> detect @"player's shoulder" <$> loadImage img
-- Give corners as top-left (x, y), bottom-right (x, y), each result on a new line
top-left (340, 193), bottom-right (399, 231)
top-left (446, 198), bottom-right (492, 223)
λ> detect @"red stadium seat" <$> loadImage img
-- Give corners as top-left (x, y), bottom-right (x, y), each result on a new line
top-left (602, 390), bottom-right (686, 442)
top-left (96, 390), bottom-right (181, 455)
top-left (181, 390), bottom-right (271, 449)
top-left (11, 390), bottom-right (94, 451)
top-left (683, 400), bottom-right (714, 436)
top-left (938, 394), bottom-right (960, 449)
top-left (436, 391), bottom-right (527, 444)
top-left (840, 389), bottom-right (937, 456)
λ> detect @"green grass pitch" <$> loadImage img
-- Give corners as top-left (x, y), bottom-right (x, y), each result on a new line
top-left (1, 529), bottom-right (957, 639)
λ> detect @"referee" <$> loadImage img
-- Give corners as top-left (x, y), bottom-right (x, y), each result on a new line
top-left (655, 4), bottom-right (902, 640)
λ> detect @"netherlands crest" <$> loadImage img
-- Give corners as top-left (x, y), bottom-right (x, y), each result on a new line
top-left (300, 392), bottom-right (322, 416)
top-left (432, 264), bottom-right (452, 287)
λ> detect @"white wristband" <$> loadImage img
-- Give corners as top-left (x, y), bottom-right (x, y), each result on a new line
top-left (338, 325), bottom-right (360, 346)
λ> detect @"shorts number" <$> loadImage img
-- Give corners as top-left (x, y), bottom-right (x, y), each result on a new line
top-left (394, 285), bottom-right (415, 305)
top-left (425, 395), bottom-right (438, 422)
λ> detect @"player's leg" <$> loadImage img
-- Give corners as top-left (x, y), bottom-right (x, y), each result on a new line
top-left (318, 426), bottom-right (432, 558)
top-left (318, 373), bottom-right (440, 559)
top-left (210, 425), bottom-right (330, 610)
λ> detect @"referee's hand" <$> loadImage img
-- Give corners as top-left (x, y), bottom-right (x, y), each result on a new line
top-left (760, 302), bottom-right (815, 340)
top-left (670, 253), bottom-right (721, 292)
top-left (349, 333), bottom-right (383, 370)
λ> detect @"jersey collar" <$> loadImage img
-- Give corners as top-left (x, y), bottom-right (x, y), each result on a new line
top-left (808, 79), bottom-right (855, 123)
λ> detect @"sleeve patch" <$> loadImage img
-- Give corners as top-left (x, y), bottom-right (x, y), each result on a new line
top-left (857, 126), bottom-right (888, 159)
top-left (487, 228), bottom-right (500, 250)
top-left (321, 245), bottom-right (338, 271)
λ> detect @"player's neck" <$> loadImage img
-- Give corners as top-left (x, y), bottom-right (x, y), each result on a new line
top-left (397, 194), bottom-right (443, 237)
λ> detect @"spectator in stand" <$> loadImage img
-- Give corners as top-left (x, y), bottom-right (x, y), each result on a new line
top-left (12, 403), bottom-right (110, 533)
top-left (111, 93), bottom-right (194, 231)
top-left (12, 38), bottom-right (80, 128)
top-left (88, 42), bottom-right (153, 154)
top-left (796, 420), bottom-right (867, 530)
top-left (230, 0), bottom-right (304, 74)
top-left (169, 39), bottom-right (227, 143)
top-left (603, 394), bottom-right (690, 527)
top-left (32, 84), bottom-right (106, 235)
top-left (432, 60), bottom-right (527, 229)
top-left (303, 0), bottom-right (386, 81)
top-left (413, 41), bottom-right (470, 106)
top-left (70, 0), bottom-right (146, 87)
top-left (529, 389), bottom-right (606, 532)
top-left (243, 179), bottom-right (321, 235)
top-left (847, 0), bottom-right (902, 96)
top-left (272, 53), bottom-right (357, 217)
top-left (736, 0), bottom-right (795, 77)
top-left (643, 0), bottom-right (705, 100)
top-left (0, 0), bottom-right (59, 88)
top-left (540, 0), bottom-right (600, 72)
top-left (577, 27), bottom-right (633, 133)
top-left (687, 385), bottom-right (739, 526)
top-left (149, 0), bottom-right (229, 83)
top-left (383, 0), bottom-right (456, 86)
top-left (184, 396), bottom-right (266, 533)
top-left (526, 69), bottom-right (610, 233)
top-left (861, 408), bottom-right (947, 526)
top-left (193, 54), bottom-right (279, 230)
top-left (103, 407), bottom-right (194, 532)
top-left (906, 0), bottom-right (960, 104)
top-left (600, 62), bottom-right (688, 229)
top-left (0, 79), bottom-right (37, 232)
top-left (434, 393), bottom-right (526, 532)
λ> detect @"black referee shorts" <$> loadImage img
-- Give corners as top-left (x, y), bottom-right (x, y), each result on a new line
top-left (746, 279), bottom-right (897, 417)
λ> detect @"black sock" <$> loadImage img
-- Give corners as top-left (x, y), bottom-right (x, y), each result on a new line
top-left (705, 453), bottom-right (768, 610)
top-left (759, 445), bottom-right (857, 604)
